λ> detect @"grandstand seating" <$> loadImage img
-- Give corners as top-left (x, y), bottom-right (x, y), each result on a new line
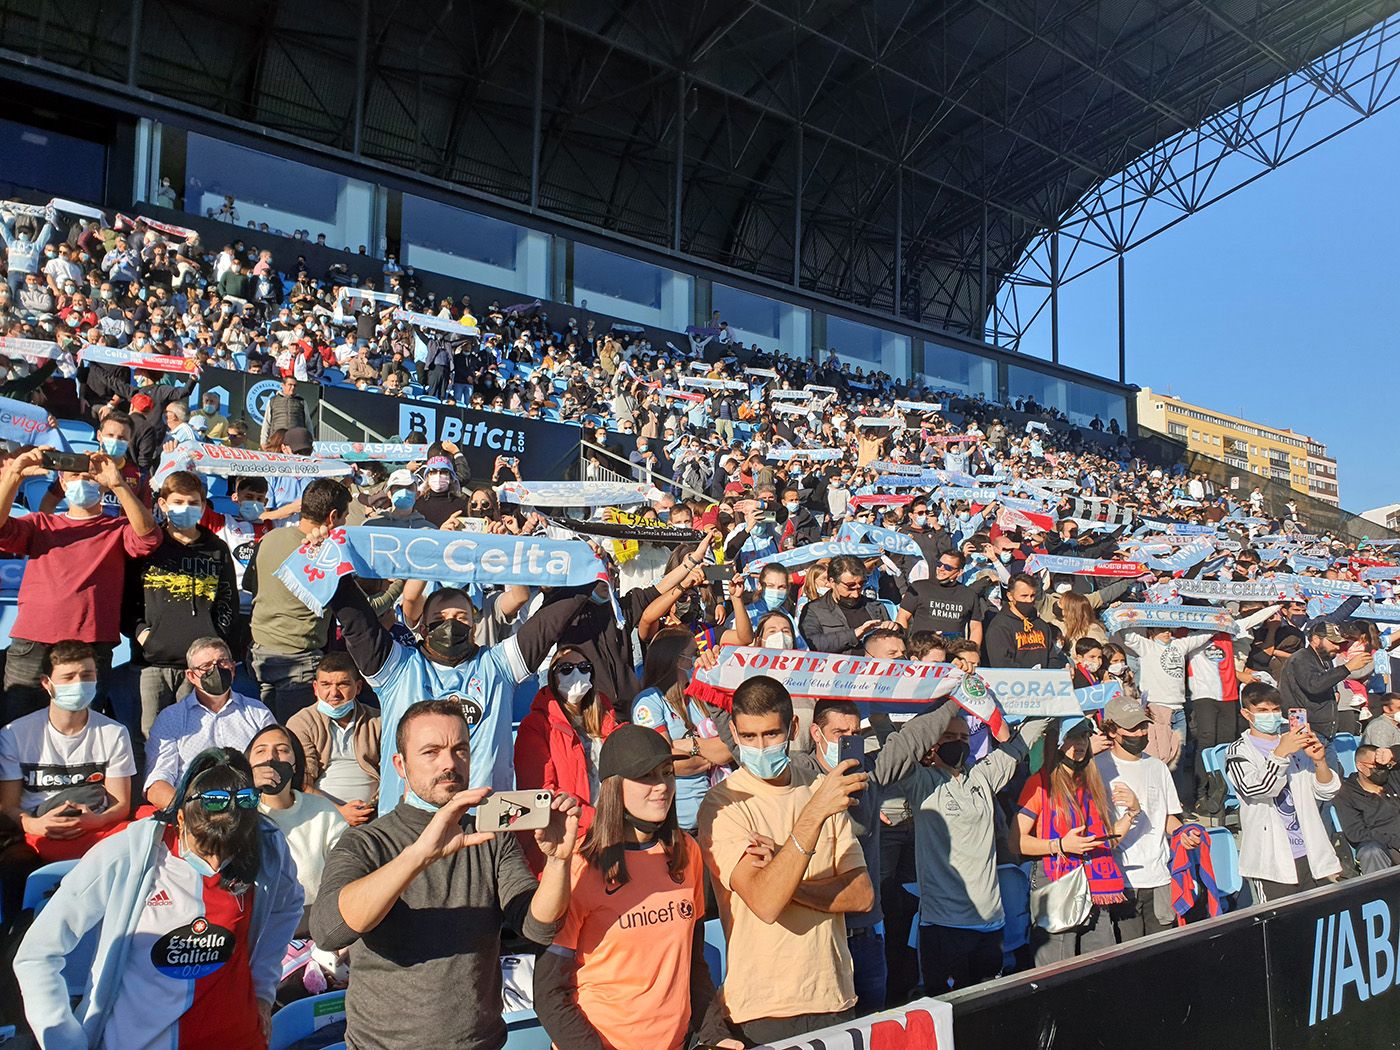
top-left (21, 859), bottom-right (77, 915)
top-left (269, 990), bottom-right (346, 1050)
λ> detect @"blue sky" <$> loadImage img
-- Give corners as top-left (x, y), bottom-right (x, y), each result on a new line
top-left (1015, 98), bottom-right (1400, 514)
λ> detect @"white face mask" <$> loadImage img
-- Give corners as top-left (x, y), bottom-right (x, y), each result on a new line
top-left (1108, 661), bottom-right (1127, 676)
top-left (555, 667), bottom-right (592, 703)
top-left (427, 474), bottom-right (451, 493)
top-left (764, 631), bottom-right (795, 649)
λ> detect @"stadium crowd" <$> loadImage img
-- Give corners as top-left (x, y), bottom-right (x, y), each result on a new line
top-left (0, 194), bottom-right (1397, 1049)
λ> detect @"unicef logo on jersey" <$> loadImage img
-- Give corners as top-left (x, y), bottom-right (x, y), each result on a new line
top-left (245, 380), bottom-right (282, 425)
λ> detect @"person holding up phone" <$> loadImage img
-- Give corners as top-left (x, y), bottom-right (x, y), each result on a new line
top-left (1016, 716), bottom-right (1138, 967)
top-left (0, 446), bottom-right (159, 722)
top-left (311, 698), bottom-right (580, 1049)
top-left (1225, 682), bottom-right (1340, 903)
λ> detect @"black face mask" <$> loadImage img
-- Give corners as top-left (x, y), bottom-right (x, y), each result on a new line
top-left (425, 618), bottom-right (476, 663)
top-left (199, 664), bottom-right (232, 697)
top-left (1118, 734), bottom-right (1150, 756)
top-left (1369, 766), bottom-right (1395, 787)
top-left (255, 759), bottom-right (295, 795)
top-left (623, 811), bottom-right (666, 838)
top-left (936, 740), bottom-right (970, 769)
top-left (673, 593), bottom-right (702, 623)
top-left (1014, 599), bottom-right (1039, 619)
top-left (1061, 749), bottom-right (1092, 772)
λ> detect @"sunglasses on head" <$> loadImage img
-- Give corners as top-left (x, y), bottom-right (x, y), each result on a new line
top-left (190, 788), bottom-right (259, 813)
top-left (553, 659), bottom-right (594, 676)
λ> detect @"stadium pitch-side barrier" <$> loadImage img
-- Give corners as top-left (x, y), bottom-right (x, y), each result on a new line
top-left (943, 867), bottom-right (1400, 1049)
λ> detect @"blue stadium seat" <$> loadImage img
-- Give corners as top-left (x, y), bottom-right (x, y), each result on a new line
top-left (23, 859), bottom-right (78, 914)
top-left (57, 419), bottom-right (94, 445)
top-left (322, 368), bottom-right (345, 385)
top-left (1201, 743), bottom-right (1238, 812)
top-left (503, 1010), bottom-right (551, 1049)
top-left (269, 990), bottom-right (346, 1050)
top-left (1204, 827), bottom-right (1241, 898)
top-left (1333, 733), bottom-right (1359, 778)
top-left (703, 918), bottom-right (726, 986)
top-left (20, 474), bottom-right (53, 512)
top-left (998, 863), bottom-right (1032, 966)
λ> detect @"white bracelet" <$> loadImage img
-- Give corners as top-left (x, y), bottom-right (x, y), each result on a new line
top-left (788, 833), bottom-right (815, 858)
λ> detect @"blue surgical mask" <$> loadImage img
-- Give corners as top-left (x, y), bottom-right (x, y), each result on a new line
top-left (181, 833), bottom-right (228, 878)
top-left (99, 437), bottom-right (128, 459)
top-left (1252, 712), bottom-right (1285, 736)
top-left (50, 680), bottom-right (96, 712)
top-left (64, 479), bottom-right (101, 510)
top-left (784, 501), bottom-right (800, 514)
top-left (763, 587), bottom-right (788, 611)
top-left (165, 503), bottom-right (203, 529)
top-left (317, 699), bottom-right (355, 720)
top-left (817, 731), bottom-right (840, 771)
top-left (404, 785), bottom-right (440, 812)
top-left (999, 551), bottom-right (1013, 564)
top-left (912, 514), bottom-right (928, 528)
top-left (390, 489), bottom-right (416, 511)
top-left (238, 500), bottom-right (265, 521)
top-left (738, 740), bottom-right (791, 780)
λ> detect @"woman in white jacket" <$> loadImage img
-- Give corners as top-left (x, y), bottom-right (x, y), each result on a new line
top-left (1224, 683), bottom-right (1340, 904)
top-left (15, 748), bottom-right (303, 1049)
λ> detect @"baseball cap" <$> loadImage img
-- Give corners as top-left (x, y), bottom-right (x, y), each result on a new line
top-left (283, 426), bottom-right (314, 455)
top-left (1104, 695), bottom-right (1150, 730)
top-left (1307, 619), bottom-right (1344, 643)
top-left (130, 393), bottom-right (154, 414)
top-left (386, 469), bottom-right (417, 490)
top-left (598, 723), bottom-right (674, 781)
top-left (425, 456), bottom-right (452, 473)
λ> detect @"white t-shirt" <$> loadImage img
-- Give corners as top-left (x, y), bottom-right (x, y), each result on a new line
top-left (0, 709), bottom-right (136, 815)
top-left (1095, 750), bottom-right (1181, 889)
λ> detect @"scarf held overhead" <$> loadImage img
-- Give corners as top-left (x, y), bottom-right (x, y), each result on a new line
top-left (274, 525), bottom-right (610, 617)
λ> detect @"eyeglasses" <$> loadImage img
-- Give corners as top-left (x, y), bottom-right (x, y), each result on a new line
top-left (553, 660), bottom-right (594, 676)
top-left (191, 659), bottom-right (235, 674)
top-left (190, 788), bottom-right (259, 812)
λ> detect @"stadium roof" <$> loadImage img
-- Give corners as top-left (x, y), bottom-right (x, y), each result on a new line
top-left (3, 0), bottom-right (1399, 347)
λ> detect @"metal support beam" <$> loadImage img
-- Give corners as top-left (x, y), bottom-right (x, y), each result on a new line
top-left (126, 0), bottom-right (142, 87)
top-left (792, 125), bottom-right (802, 288)
top-left (530, 12), bottom-right (543, 210)
top-left (1050, 230), bottom-right (1059, 365)
top-left (1117, 253), bottom-right (1126, 384)
top-left (980, 202), bottom-right (989, 343)
top-left (673, 74), bottom-right (685, 252)
top-left (893, 166), bottom-right (902, 317)
top-left (352, 0), bottom-right (368, 155)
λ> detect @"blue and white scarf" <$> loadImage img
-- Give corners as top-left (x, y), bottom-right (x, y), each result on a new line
top-left (313, 442), bottom-right (430, 462)
top-left (837, 522), bottom-right (923, 557)
top-left (0, 394), bottom-right (67, 449)
top-left (275, 526), bottom-right (611, 617)
top-left (1101, 603), bottom-right (1237, 636)
top-left (1141, 541), bottom-right (1216, 574)
top-left (745, 541), bottom-right (881, 573)
top-left (497, 480), bottom-right (653, 508)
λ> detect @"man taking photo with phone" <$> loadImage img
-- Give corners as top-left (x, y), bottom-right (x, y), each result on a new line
top-left (0, 446), bottom-right (158, 722)
top-left (312, 698), bottom-right (580, 1049)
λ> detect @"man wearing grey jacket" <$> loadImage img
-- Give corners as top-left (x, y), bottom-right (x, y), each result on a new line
top-left (900, 707), bottom-right (1047, 992)
top-left (311, 698), bottom-right (580, 1050)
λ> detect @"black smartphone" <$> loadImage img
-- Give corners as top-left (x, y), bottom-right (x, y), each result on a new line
top-left (701, 563), bottom-right (730, 587)
top-left (838, 734), bottom-right (866, 770)
top-left (41, 450), bottom-right (90, 473)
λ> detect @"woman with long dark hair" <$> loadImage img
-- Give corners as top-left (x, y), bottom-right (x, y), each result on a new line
top-left (534, 725), bottom-right (739, 1050)
top-left (515, 647), bottom-right (620, 872)
top-left (1016, 718), bottom-right (1138, 965)
top-left (15, 747), bottom-right (302, 1047)
top-left (631, 628), bottom-right (732, 833)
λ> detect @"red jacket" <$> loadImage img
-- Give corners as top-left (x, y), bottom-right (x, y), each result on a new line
top-left (513, 686), bottom-right (619, 873)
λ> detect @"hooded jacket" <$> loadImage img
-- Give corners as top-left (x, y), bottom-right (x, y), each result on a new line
top-left (14, 816), bottom-right (302, 1048)
top-left (124, 525), bottom-right (241, 667)
top-left (983, 601), bottom-right (1062, 669)
top-left (514, 686), bottom-right (620, 872)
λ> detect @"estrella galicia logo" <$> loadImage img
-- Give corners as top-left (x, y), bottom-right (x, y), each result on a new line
top-left (151, 916), bottom-right (235, 979)
top-left (245, 380), bottom-right (282, 425)
top-left (443, 693), bottom-right (484, 727)
top-left (1308, 896), bottom-right (1399, 1026)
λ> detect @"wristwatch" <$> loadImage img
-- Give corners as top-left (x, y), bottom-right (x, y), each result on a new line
top-left (688, 732), bottom-right (701, 758)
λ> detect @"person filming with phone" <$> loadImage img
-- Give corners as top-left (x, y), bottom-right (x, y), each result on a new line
top-left (311, 698), bottom-right (581, 1050)
top-left (0, 445), bottom-right (159, 722)
top-left (1224, 681), bottom-right (1339, 903)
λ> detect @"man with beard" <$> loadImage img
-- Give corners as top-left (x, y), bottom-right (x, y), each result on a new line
top-left (897, 549), bottom-right (983, 647)
top-left (313, 699), bottom-right (580, 1049)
